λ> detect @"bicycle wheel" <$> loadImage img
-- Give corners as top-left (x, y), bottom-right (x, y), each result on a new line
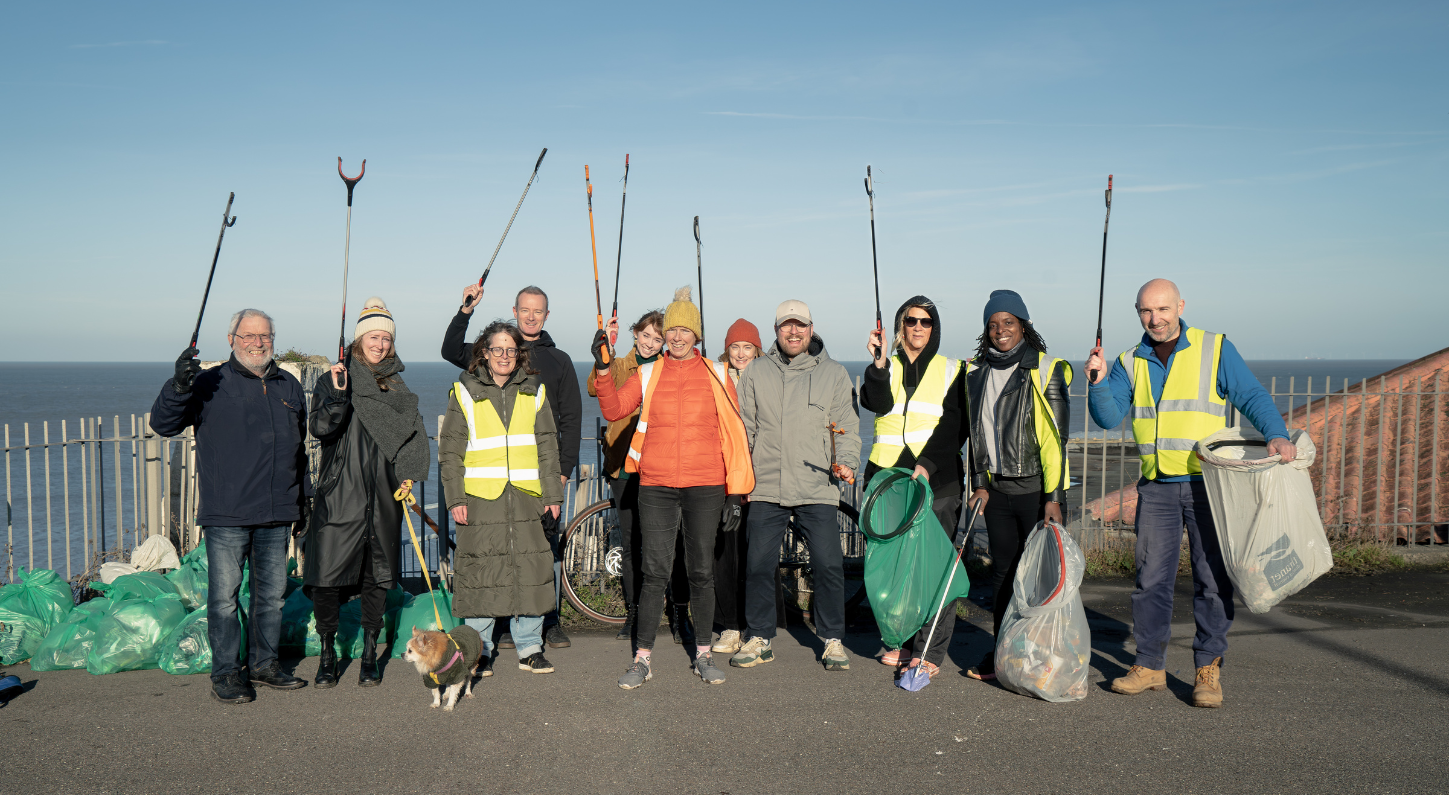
top-left (560, 499), bottom-right (628, 625)
top-left (779, 501), bottom-right (867, 624)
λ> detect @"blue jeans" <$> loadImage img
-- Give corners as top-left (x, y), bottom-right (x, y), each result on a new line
top-left (744, 502), bottom-right (844, 642)
top-left (1132, 479), bottom-right (1235, 670)
top-left (206, 524), bottom-right (291, 680)
top-left (465, 616), bottom-right (543, 660)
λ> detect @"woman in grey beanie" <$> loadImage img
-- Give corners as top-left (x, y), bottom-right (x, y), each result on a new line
top-left (305, 297), bottom-right (432, 689)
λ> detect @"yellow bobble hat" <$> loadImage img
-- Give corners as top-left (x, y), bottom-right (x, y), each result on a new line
top-left (662, 285), bottom-right (702, 339)
top-left (355, 296), bottom-right (395, 339)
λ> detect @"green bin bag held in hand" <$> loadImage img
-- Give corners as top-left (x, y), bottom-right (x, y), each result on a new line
top-left (30, 600), bottom-right (110, 671)
top-left (0, 568), bottom-right (75, 664)
top-left (164, 542), bottom-right (209, 611)
top-left (86, 593), bottom-right (188, 675)
top-left (861, 469), bottom-right (970, 650)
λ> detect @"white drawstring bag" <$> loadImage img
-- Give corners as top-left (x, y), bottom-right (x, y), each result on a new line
top-left (1196, 427), bottom-right (1333, 614)
top-left (995, 521), bottom-right (1091, 703)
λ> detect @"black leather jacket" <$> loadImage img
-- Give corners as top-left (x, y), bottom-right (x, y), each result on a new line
top-left (966, 354), bottom-right (1071, 503)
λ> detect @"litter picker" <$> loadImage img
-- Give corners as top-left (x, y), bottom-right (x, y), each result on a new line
top-left (187, 192), bottom-right (238, 352)
top-left (1089, 175), bottom-right (1113, 383)
top-left (465, 147), bottom-right (548, 309)
top-left (897, 497), bottom-right (986, 692)
top-left (694, 215), bottom-right (706, 356)
top-left (610, 154), bottom-right (630, 332)
top-left (864, 166), bottom-right (883, 360)
top-left (586, 166), bottom-right (610, 364)
top-left (336, 157), bottom-right (365, 387)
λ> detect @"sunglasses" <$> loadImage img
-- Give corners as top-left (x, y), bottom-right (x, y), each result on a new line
top-left (902, 317), bottom-right (934, 328)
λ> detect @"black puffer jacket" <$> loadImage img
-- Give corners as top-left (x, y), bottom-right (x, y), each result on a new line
top-left (966, 352), bottom-right (1071, 502)
top-left (860, 297), bottom-right (968, 498)
top-left (441, 310), bottom-right (582, 479)
top-left (304, 375), bottom-right (409, 590)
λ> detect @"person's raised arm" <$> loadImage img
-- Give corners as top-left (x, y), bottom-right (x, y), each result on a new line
top-left (440, 284), bottom-right (480, 369)
top-left (1087, 352), bottom-right (1133, 431)
top-left (595, 366), bottom-right (644, 422)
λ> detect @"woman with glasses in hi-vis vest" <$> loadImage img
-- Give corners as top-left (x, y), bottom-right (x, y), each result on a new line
top-left (439, 319), bottom-right (564, 676)
top-left (861, 296), bottom-right (970, 679)
top-left (962, 290), bottom-right (1073, 683)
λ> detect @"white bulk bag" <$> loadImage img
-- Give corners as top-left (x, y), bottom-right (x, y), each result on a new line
top-left (995, 521), bottom-right (1091, 703)
top-left (1196, 427), bottom-right (1332, 614)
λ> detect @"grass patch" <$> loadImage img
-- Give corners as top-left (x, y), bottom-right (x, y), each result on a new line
top-left (1327, 533), bottom-right (1407, 576)
top-left (1084, 548), bottom-right (1136, 579)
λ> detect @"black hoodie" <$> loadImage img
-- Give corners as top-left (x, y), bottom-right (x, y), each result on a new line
top-left (441, 307), bottom-right (582, 479)
top-left (860, 296), bottom-right (968, 498)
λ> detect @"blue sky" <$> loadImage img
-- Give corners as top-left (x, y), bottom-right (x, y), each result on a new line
top-left (2, 1), bottom-right (1445, 363)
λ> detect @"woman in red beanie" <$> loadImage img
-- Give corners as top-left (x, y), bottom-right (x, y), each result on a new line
top-left (709, 317), bottom-right (763, 653)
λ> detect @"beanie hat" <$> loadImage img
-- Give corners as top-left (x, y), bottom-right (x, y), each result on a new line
top-left (355, 296), bottom-right (396, 339)
top-left (982, 289), bottom-right (1030, 327)
top-left (663, 285), bottom-right (702, 339)
top-left (724, 318), bottom-right (763, 351)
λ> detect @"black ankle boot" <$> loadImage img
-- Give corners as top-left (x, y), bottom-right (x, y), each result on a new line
top-left (315, 633), bottom-right (338, 688)
top-left (358, 629), bottom-right (382, 687)
top-left (616, 605), bottom-right (636, 641)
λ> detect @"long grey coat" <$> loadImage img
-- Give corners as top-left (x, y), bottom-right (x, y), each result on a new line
top-left (439, 367), bottom-right (563, 618)
top-left (738, 333), bottom-right (861, 507)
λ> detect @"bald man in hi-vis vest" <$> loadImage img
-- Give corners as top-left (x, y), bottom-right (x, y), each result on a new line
top-left (1086, 278), bottom-right (1295, 708)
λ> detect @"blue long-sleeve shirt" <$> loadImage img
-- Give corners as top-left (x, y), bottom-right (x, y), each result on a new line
top-left (1088, 320), bottom-right (1288, 483)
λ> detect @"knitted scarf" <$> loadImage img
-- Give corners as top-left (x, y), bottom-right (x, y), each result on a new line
top-left (347, 355), bottom-right (431, 483)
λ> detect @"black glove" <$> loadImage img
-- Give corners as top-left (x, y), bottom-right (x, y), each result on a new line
top-left (591, 329), bottom-right (610, 371)
top-left (292, 497), bottom-right (313, 539)
top-left (721, 495), bottom-right (744, 534)
top-left (173, 347), bottom-right (202, 394)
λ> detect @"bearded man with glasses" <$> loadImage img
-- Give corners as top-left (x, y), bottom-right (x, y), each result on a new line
top-left (150, 308), bottom-right (310, 704)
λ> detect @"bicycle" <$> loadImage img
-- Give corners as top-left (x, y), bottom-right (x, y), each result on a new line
top-left (560, 497), bottom-right (867, 627)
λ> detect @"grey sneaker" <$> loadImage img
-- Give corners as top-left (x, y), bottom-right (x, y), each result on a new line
top-left (821, 639), bottom-right (850, 671)
top-left (693, 653), bottom-right (727, 684)
top-left (729, 636), bottom-right (774, 668)
top-left (618, 658), bottom-right (652, 690)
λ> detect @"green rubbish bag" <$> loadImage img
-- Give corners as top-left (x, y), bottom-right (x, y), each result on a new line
top-left (30, 600), bottom-right (110, 671)
top-left (0, 568), bottom-right (75, 664)
top-left (159, 606), bottom-right (246, 675)
top-left (165, 542), bottom-right (209, 611)
top-left (389, 590), bottom-right (458, 658)
top-left (93, 571), bottom-right (179, 603)
top-left (861, 469), bottom-right (971, 650)
top-left (86, 593), bottom-right (188, 675)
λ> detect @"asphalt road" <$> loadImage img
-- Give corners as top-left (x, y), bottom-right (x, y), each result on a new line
top-left (5, 571), bottom-right (1448, 795)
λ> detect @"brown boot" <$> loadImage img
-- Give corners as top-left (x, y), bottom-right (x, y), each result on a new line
top-left (1192, 657), bottom-right (1223, 708)
top-left (1110, 665), bottom-right (1167, 695)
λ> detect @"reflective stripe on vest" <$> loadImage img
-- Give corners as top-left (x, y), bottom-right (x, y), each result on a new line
top-left (868, 354), bottom-right (960, 467)
top-left (965, 351), bottom-right (1073, 494)
top-left (625, 360), bottom-right (730, 471)
top-left (454, 381), bottom-right (546, 499)
top-left (1118, 327), bottom-right (1226, 479)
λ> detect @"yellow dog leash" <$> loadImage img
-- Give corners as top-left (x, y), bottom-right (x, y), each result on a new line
top-left (395, 480), bottom-right (446, 630)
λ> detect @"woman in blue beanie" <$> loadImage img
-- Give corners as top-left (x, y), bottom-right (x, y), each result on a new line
top-left (963, 290), bottom-right (1073, 681)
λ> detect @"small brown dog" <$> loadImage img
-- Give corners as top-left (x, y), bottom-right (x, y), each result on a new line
top-left (402, 625), bottom-right (484, 711)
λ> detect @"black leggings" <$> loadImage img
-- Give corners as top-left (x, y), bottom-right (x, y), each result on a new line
top-left (985, 487), bottom-right (1047, 637)
top-left (635, 484), bottom-right (725, 650)
top-left (312, 544), bottom-right (388, 635)
top-left (610, 475), bottom-right (691, 613)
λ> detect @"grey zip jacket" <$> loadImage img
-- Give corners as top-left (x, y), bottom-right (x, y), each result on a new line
top-left (738, 333), bottom-right (861, 507)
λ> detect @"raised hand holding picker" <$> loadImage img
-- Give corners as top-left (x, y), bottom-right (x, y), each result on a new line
top-left (335, 157), bottom-right (365, 389)
top-left (464, 147), bottom-right (548, 311)
top-left (1086, 175), bottom-right (1112, 384)
top-left (175, 192), bottom-right (238, 393)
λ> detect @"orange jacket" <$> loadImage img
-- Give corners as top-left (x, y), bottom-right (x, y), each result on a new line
top-left (595, 354), bottom-right (754, 493)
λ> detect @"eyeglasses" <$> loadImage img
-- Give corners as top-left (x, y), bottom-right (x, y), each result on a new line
top-left (902, 317), bottom-right (933, 328)
top-left (487, 347), bottom-right (519, 358)
top-left (233, 334), bottom-right (275, 344)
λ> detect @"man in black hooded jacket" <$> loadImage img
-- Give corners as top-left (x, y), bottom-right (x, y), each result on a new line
top-left (861, 295), bottom-right (970, 673)
top-left (442, 284), bottom-right (581, 648)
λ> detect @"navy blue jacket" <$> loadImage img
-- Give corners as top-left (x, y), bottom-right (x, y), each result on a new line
top-left (150, 356), bottom-right (310, 526)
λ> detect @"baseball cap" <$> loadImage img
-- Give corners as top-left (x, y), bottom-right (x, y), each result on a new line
top-left (774, 299), bottom-right (812, 326)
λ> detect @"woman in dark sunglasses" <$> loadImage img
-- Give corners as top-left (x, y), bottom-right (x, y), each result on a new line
top-left (860, 296), bottom-right (970, 679)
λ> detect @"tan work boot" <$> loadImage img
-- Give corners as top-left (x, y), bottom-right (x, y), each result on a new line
top-left (1192, 657), bottom-right (1223, 708)
top-left (1110, 665), bottom-right (1167, 695)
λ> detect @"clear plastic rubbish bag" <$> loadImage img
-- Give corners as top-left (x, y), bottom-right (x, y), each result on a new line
top-left (1197, 427), bottom-right (1333, 613)
top-left (995, 521), bottom-right (1091, 703)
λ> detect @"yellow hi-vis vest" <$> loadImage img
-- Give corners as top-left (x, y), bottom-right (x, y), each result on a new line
top-left (868, 354), bottom-right (962, 467)
top-left (453, 381), bottom-right (547, 499)
top-left (1118, 326), bottom-right (1227, 479)
top-left (966, 351), bottom-right (1073, 494)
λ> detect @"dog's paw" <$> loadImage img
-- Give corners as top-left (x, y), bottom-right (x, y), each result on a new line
top-left (429, 702), bottom-right (439, 709)
top-left (464, 690), bottom-right (475, 698)
top-left (443, 703), bottom-right (455, 712)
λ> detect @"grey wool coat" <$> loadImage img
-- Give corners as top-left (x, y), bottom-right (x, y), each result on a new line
top-left (738, 333), bottom-right (861, 507)
top-left (439, 366), bottom-right (563, 619)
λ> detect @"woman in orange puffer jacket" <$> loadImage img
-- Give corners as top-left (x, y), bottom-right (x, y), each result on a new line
top-left (592, 286), bottom-right (753, 690)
